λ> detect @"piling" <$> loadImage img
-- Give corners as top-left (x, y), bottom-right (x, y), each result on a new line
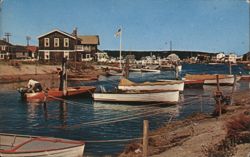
top-left (143, 120), bottom-right (149, 157)
top-left (216, 75), bottom-right (222, 117)
top-left (230, 75), bottom-right (237, 105)
top-left (229, 62), bottom-right (232, 75)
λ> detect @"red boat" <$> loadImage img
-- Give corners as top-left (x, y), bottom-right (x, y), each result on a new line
top-left (19, 86), bottom-right (96, 103)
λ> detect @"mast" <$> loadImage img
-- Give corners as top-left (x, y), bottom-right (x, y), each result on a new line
top-left (119, 27), bottom-right (122, 69)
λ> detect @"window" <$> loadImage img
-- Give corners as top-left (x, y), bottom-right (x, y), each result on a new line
top-left (86, 54), bottom-right (91, 58)
top-left (44, 38), bottom-right (50, 47)
top-left (64, 51), bottom-right (69, 59)
top-left (54, 38), bottom-right (59, 47)
top-left (44, 51), bottom-right (50, 60)
top-left (64, 38), bottom-right (69, 47)
top-left (1, 46), bottom-right (5, 51)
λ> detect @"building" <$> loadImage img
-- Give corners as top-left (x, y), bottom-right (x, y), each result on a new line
top-left (226, 53), bottom-right (237, 64)
top-left (26, 46), bottom-right (38, 59)
top-left (38, 29), bottom-right (100, 62)
top-left (77, 35), bottom-right (100, 61)
top-left (13, 45), bottom-right (29, 59)
top-left (0, 40), bottom-right (13, 59)
top-left (216, 52), bottom-right (225, 62)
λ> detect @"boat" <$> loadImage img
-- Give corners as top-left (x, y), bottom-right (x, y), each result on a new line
top-left (93, 90), bottom-right (179, 104)
top-left (129, 68), bottom-right (141, 72)
top-left (106, 70), bottom-right (123, 76)
top-left (18, 86), bottom-right (96, 103)
top-left (141, 65), bottom-right (160, 73)
top-left (0, 133), bottom-right (85, 157)
top-left (184, 74), bottom-right (241, 86)
top-left (141, 68), bottom-right (160, 73)
top-left (118, 78), bottom-right (184, 92)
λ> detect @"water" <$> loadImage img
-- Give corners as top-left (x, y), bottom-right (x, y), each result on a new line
top-left (0, 63), bottom-right (249, 156)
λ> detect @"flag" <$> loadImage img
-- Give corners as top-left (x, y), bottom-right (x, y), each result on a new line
top-left (115, 28), bottom-right (121, 38)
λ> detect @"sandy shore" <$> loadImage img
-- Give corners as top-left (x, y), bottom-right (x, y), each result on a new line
top-left (0, 63), bottom-right (103, 84)
top-left (119, 90), bottom-right (250, 157)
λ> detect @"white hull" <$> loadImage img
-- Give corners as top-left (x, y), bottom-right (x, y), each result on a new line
top-left (129, 68), bottom-right (141, 72)
top-left (93, 90), bottom-right (179, 104)
top-left (141, 69), bottom-right (160, 73)
top-left (119, 80), bottom-right (184, 91)
top-left (204, 75), bottom-right (241, 85)
top-left (0, 133), bottom-right (85, 157)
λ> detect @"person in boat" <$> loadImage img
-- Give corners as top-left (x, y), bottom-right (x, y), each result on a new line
top-left (27, 79), bottom-right (43, 93)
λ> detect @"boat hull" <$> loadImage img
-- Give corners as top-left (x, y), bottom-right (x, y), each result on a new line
top-left (119, 80), bottom-right (184, 91)
top-left (23, 86), bottom-right (96, 103)
top-left (0, 133), bottom-right (85, 157)
top-left (140, 69), bottom-right (160, 73)
top-left (184, 74), bottom-right (240, 86)
top-left (93, 90), bottom-right (179, 104)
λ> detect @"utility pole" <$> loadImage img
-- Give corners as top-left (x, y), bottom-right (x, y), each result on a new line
top-left (4, 32), bottom-right (11, 43)
top-left (26, 36), bottom-right (31, 46)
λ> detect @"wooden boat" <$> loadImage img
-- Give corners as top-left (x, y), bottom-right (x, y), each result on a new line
top-left (141, 68), bottom-right (160, 73)
top-left (93, 90), bottom-right (179, 104)
top-left (0, 133), bottom-right (85, 157)
top-left (68, 74), bottom-right (98, 81)
top-left (18, 86), bottom-right (96, 103)
top-left (184, 74), bottom-right (241, 86)
top-left (106, 70), bottom-right (123, 76)
top-left (118, 78), bottom-right (184, 91)
top-left (129, 68), bottom-right (141, 72)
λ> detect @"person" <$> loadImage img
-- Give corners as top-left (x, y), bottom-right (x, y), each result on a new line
top-left (27, 79), bottom-right (42, 93)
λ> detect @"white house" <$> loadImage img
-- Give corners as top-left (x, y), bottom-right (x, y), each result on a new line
top-left (227, 53), bottom-right (237, 64)
top-left (166, 53), bottom-right (180, 62)
top-left (216, 52), bottom-right (225, 61)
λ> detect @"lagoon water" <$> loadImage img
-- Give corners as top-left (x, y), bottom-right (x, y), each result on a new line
top-left (0, 63), bottom-right (250, 156)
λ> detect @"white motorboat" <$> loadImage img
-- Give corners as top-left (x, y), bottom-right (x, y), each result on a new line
top-left (93, 90), bottom-right (179, 104)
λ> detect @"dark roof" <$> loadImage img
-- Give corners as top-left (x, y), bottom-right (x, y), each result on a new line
top-left (13, 45), bottom-right (27, 52)
top-left (37, 29), bottom-right (76, 39)
top-left (78, 35), bottom-right (99, 45)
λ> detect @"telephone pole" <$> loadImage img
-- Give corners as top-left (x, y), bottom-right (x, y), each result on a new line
top-left (4, 32), bottom-right (11, 43)
top-left (26, 36), bottom-right (31, 46)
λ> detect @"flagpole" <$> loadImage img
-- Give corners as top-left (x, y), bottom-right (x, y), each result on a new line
top-left (119, 27), bottom-right (122, 69)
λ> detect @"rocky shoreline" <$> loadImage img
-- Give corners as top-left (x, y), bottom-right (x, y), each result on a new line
top-left (119, 90), bottom-right (250, 157)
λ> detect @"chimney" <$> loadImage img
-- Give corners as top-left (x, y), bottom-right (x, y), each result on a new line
top-left (72, 27), bottom-right (78, 37)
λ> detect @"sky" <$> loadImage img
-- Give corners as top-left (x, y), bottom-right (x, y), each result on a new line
top-left (0, 0), bottom-right (249, 55)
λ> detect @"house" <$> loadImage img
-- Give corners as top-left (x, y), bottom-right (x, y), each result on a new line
top-left (225, 53), bottom-right (237, 64)
top-left (96, 50), bottom-right (109, 62)
top-left (166, 53), bottom-right (180, 62)
top-left (0, 39), bottom-right (13, 59)
top-left (215, 52), bottom-right (225, 62)
top-left (13, 45), bottom-right (29, 59)
top-left (77, 35), bottom-right (100, 61)
top-left (38, 29), bottom-right (77, 62)
top-left (38, 29), bottom-right (100, 62)
top-left (26, 46), bottom-right (38, 59)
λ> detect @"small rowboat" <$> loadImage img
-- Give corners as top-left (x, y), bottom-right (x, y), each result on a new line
top-left (93, 90), bottom-right (179, 104)
top-left (0, 133), bottom-right (85, 157)
top-left (18, 86), bottom-right (96, 103)
top-left (184, 74), bottom-right (241, 86)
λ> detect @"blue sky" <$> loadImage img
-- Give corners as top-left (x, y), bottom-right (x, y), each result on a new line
top-left (0, 0), bottom-right (249, 55)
